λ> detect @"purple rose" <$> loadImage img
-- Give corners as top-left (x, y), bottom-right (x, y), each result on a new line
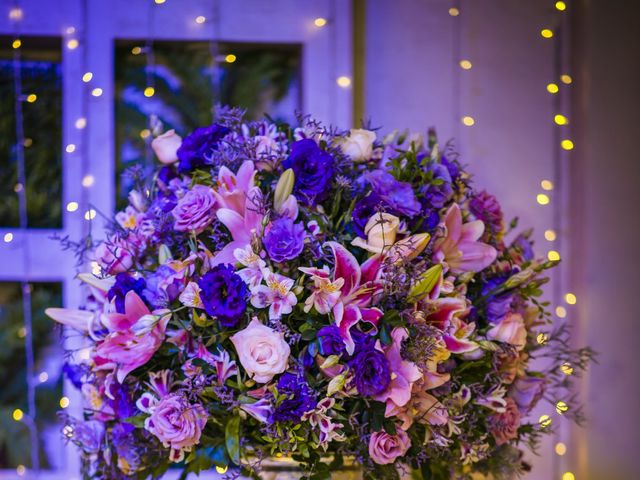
top-left (350, 345), bottom-right (391, 397)
top-left (283, 139), bottom-right (335, 205)
top-left (272, 372), bottom-right (317, 423)
top-left (469, 190), bottom-right (503, 233)
top-left (198, 264), bottom-right (247, 328)
top-left (172, 185), bottom-right (216, 234)
top-left (263, 217), bottom-right (305, 263)
top-left (510, 376), bottom-right (546, 414)
top-left (177, 123), bottom-right (230, 173)
top-left (317, 325), bottom-right (346, 356)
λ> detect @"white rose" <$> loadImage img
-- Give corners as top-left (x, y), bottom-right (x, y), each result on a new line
top-left (151, 129), bottom-right (182, 165)
top-left (230, 317), bottom-right (290, 383)
top-left (338, 129), bottom-right (376, 162)
top-left (351, 212), bottom-right (400, 254)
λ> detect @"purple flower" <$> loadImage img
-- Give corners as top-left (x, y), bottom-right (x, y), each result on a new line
top-left (198, 264), bottom-right (247, 328)
top-left (366, 170), bottom-right (421, 217)
top-left (263, 218), bottom-right (305, 263)
top-left (177, 123), bottom-right (230, 173)
top-left (350, 345), bottom-right (391, 397)
top-left (143, 265), bottom-right (184, 308)
top-left (469, 190), bottom-right (504, 233)
top-left (420, 163), bottom-right (453, 209)
top-left (107, 273), bottom-right (147, 314)
top-left (172, 184), bottom-right (217, 234)
top-left (317, 325), bottom-right (346, 356)
top-left (72, 419), bottom-right (105, 454)
top-left (512, 234), bottom-right (534, 262)
top-left (272, 372), bottom-right (317, 423)
top-left (441, 154), bottom-right (461, 182)
top-left (510, 376), bottom-right (546, 414)
top-left (282, 139), bottom-right (335, 205)
top-left (352, 192), bottom-right (384, 237)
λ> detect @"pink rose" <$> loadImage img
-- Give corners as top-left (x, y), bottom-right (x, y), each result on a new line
top-left (152, 129), bottom-right (182, 165)
top-left (488, 397), bottom-right (521, 445)
top-left (95, 236), bottom-right (134, 274)
top-left (510, 376), bottom-right (546, 414)
top-left (144, 393), bottom-right (208, 462)
top-left (368, 429), bottom-right (411, 465)
top-left (487, 312), bottom-right (527, 350)
top-left (230, 317), bottom-right (290, 383)
top-left (172, 185), bottom-right (217, 234)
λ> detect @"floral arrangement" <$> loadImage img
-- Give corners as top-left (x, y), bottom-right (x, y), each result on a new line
top-left (47, 108), bottom-right (592, 479)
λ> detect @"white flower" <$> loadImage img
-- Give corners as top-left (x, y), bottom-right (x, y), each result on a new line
top-left (233, 245), bottom-right (266, 289)
top-left (179, 282), bottom-right (203, 308)
top-left (337, 129), bottom-right (376, 162)
top-left (250, 269), bottom-right (297, 320)
top-left (151, 129), bottom-right (182, 165)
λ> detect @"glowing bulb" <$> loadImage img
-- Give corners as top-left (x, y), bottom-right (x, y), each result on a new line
top-left (155, 0), bottom-right (166, 3)
top-left (131, 46), bottom-right (142, 55)
top-left (556, 400), bottom-right (569, 414)
top-left (91, 88), bottom-right (103, 97)
top-left (9, 8), bottom-right (23, 21)
top-left (216, 465), bottom-right (228, 474)
top-left (538, 414), bottom-right (552, 428)
top-left (459, 59), bottom-right (472, 70)
top-left (82, 72), bottom-right (93, 82)
top-left (544, 229), bottom-right (557, 241)
top-left (565, 292), bottom-right (577, 304)
top-left (554, 114), bottom-right (568, 125)
top-left (26, 94), bottom-right (37, 103)
top-left (561, 74), bottom-right (573, 84)
top-left (448, 7), bottom-right (460, 16)
top-left (18, 327), bottom-right (26, 338)
top-left (16, 465), bottom-right (26, 476)
top-left (140, 129), bottom-right (151, 139)
top-left (75, 117), bottom-right (87, 129)
top-left (67, 39), bottom-right (79, 50)
top-left (561, 139), bottom-right (574, 150)
top-left (337, 76), bottom-right (352, 88)
top-left (536, 333), bottom-right (548, 345)
top-left (537, 193), bottom-right (550, 205)
top-left (12, 39), bottom-right (21, 49)
top-left (195, 15), bottom-right (206, 24)
top-left (23, 138), bottom-right (32, 147)
top-left (38, 372), bottom-right (49, 383)
top-left (541, 179), bottom-right (554, 190)
top-left (4, 232), bottom-right (14, 243)
top-left (547, 250), bottom-right (560, 261)
top-left (59, 397), bottom-right (70, 409)
top-left (225, 54), bottom-right (237, 63)
top-left (541, 29), bottom-right (554, 39)
top-left (82, 175), bottom-right (95, 187)
top-left (555, 442), bottom-right (567, 455)
top-left (556, 306), bottom-right (567, 318)
top-left (314, 17), bottom-right (327, 27)
top-left (555, 1), bottom-right (567, 11)
top-left (561, 362), bottom-right (574, 375)
top-left (562, 472), bottom-right (575, 480)
top-left (462, 116), bottom-right (475, 126)
top-left (66, 27), bottom-right (76, 35)
top-left (13, 409), bottom-right (24, 421)
top-left (144, 86), bottom-right (155, 97)
top-left (66, 201), bottom-right (79, 212)
top-left (84, 209), bottom-right (97, 221)
top-left (547, 83), bottom-right (559, 94)
top-left (66, 144), bottom-right (76, 153)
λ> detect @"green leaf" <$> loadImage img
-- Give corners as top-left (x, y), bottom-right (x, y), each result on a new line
top-left (122, 414), bottom-right (148, 428)
top-left (225, 416), bottom-right (241, 465)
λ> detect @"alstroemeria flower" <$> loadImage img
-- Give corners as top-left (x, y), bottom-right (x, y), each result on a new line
top-left (433, 204), bottom-right (497, 273)
top-left (250, 269), bottom-right (298, 320)
top-left (298, 266), bottom-right (345, 314)
top-left (443, 317), bottom-right (480, 354)
top-left (386, 388), bottom-right (449, 430)
top-left (234, 244), bottom-right (266, 288)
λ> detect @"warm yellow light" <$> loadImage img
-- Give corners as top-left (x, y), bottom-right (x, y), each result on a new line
top-left (12, 39), bottom-right (21, 49)
top-left (131, 46), bottom-right (142, 55)
top-left (216, 465), bottom-right (228, 474)
top-left (59, 396), bottom-right (70, 409)
top-left (448, 7), bottom-right (460, 16)
top-left (337, 76), bottom-right (352, 88)
top-left (547, 250), bottom-right (561, 261)
top-left (541, 179), bottom-right (554, 190)
top-left (541, 29), bottom-right (554, 39)
top-left (66, 144), bottom-right (76, 153)
top-left (561, 362), bottom-right (574, 375)
top-left (561, 139), bottom-right (574, 150)
top-left (462, 116), bottom-right (475, 126)
top-left (67, 38), bottom-right (79, 50)
top-left (555, 1), bottom-right (567, 11)
top-left (75, 117), bottom-right (87, 129)
top-left (84, 209), bottom-right (97, 221)
top-left (82, 72), bottom-right (93, 83)
top-left (155, 0), bottom-right (166, 3)
top-left (17, 327), bottom-right (26, 338)
top-left (565, 292), bottom-right (577, 304)
top-left (16, 465), bottom-right (26, 476)
top-left (140, 129), bottom-right (151, 139)
top-left (537, 193), bottom-right (550, 205)
top-left (538, 414), bottom-right (552, 428)
top-left (39, 372), bottom-right (49, 383)
top-left (144, 86), bottom-right (155, 97)
top-left (556, 306), bottom-right (567, 317)
top-left (66, 201), bottom-right (79, 212)
top-left (92, 88), bottom-right (103, 97)
top-left (23, 138), bottom-right (33, 147)
top-left (562, 472), bottom-right (575, 480)
top-left (556, 400), bottom-right (569, 414)
top-left (66, 27), bottom-right (76, 35)
top-left (3, 232), bottom-right (14, 243)
top-left (9, 8), bottom-right (23, 21)
top-left (26, 94), bottom-right (37, 103)
top-left (547, 83), bottom-right (559, 94)
top-left (544, 229), bottom-right (557, 241)
top-left (555, 442), bottom-right (567, 455)
top-left (82, 175), bottom-right (95, 187)
top-left (459, 59), bottom-right (472, 70)
top-left (13, 409), bottom-right (24, 421)
top-left (314, 17), bottom-right (327, 27)
top-left (225, 54), bottom-right (237, 63)
top-left (536, 333), bottom-right (548, 345)
top-left (561, 74), bottom-right (573, 84)
top-left (554, 114), bottom-right (569, 125)
top-left (195, 15), bottom-right (206, 24)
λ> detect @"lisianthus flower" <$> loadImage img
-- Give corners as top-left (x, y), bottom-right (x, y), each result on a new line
top-left (350, 343), bottom-right (391, 397)
top-left (263, 217), bottom-right (305, 263)
top-left (250, 269), bottom-right (298, 320)
top-left (282, 138), bottom-right (335, 205)
top-left (176, 123), bottom-right (230, 173)
top-left (510, 376), bottom-right (546, 414)
top-left (198, 264), bottom-right (248, 328)
top-left (272, 372), bottom-right (317, 423)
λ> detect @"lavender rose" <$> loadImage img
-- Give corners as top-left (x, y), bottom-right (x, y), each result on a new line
top-left (368, 429), bottom-right (411, 465)
top-left (172, 185), bottom-right (216, 234)
top-left (263, 217), bottom-right (305, 263)
top-left (282, 139), bottom-right (335, 205)
top-left (488, 397), bottom-right (521, 445)
top-left (177, 123), bottom-right (230, 173)
top-left (510, 376), bottom-right (546, 414)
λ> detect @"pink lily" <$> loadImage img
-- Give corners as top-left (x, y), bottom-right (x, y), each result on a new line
top-left (385, 387), bottom-right (449, 430)
top-left (433, 204), bottom-right (497, 273)
top-left (443, 317), bottom-right (479, 354)
top-left (212, 160), bottom-right (256, 215)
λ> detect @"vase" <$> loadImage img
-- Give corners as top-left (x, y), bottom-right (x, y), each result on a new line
top-left (257, 456), bottom-right (362, 480)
